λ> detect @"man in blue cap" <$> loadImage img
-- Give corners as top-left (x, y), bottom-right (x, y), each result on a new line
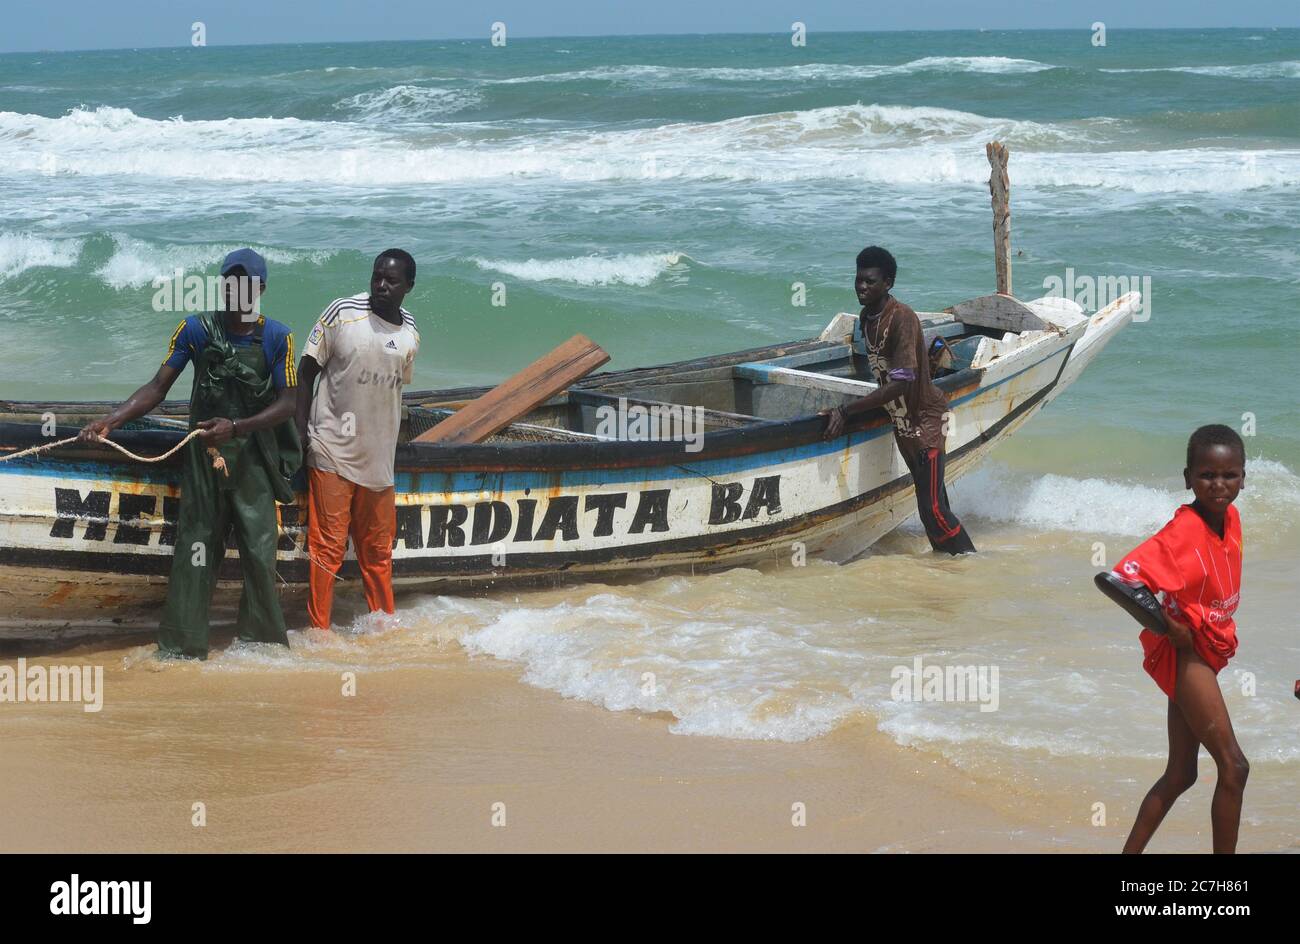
top-left (80, 249), bottom-right (302, 658)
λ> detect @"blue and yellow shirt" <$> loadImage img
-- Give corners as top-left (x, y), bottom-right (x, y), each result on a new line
top-left (162, 314), bottom-right (296, 390)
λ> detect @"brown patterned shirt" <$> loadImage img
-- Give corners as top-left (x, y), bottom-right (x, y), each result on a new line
top-left (854, 296), bottom-right (949, 453)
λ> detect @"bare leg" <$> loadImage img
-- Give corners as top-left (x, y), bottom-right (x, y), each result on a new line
top-left (1170, 647), bottom-right (1249, 853)
top-left (1123, 698), bottom-right (1200, 853)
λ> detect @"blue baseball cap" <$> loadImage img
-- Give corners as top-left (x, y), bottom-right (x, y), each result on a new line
top-left (220, 248), bottom-right (268, 282)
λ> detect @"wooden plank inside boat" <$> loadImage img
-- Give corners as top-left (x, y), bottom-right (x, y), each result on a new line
top-left (734, 364), bottom-right (879, 397)
top-left (412, 334), bottom-right (610, 445)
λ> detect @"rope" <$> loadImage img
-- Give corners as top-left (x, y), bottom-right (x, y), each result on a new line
top-left (0, 428), bottom-right (228, 476)
top-left (2, 427), bottom-right (346, 582)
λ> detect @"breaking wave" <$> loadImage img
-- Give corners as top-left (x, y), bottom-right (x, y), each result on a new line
top-left (1102, 60), bottom-right (1300, 80)
top-left (470, 251), bottom-right (689, 286)
top-left (957, 459), bottom-right (1300, 540)
top-left (334, 85), bottom-right (484, 120)
top-left (3, 104), bottom-right (1296, 193)
top-left (0, 231), bottom-right (85, 281)
top-left (492, 56), bottom-right (1056, 85)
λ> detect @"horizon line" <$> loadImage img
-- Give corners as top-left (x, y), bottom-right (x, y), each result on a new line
top-left (2, 24), bottom-right (1296, 57)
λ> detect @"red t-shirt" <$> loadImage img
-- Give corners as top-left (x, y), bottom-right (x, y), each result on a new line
top-left (1113, 503), bottom-right (1243, 698)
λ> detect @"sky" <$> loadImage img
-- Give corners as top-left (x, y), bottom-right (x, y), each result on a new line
top-left (1, 0), bottom-right (1297, 53)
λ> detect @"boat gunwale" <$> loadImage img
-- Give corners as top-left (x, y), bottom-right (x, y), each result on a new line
top-left (0, 366), bottom-right (990, 473)
top-left (0, 320), bottom-right (1099, 472)
top-left (0, 335), bottom-right (840, 417)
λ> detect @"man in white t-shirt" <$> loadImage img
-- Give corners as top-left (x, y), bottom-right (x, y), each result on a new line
top-left (296, 249), bottom-right (420, 629)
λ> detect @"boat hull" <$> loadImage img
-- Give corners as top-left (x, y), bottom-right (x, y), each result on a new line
top-left (0, 299), bottom-right (1138, 638)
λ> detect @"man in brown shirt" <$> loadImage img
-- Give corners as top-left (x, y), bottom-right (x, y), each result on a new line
top-left (822, 246), bottom-right (976, 554)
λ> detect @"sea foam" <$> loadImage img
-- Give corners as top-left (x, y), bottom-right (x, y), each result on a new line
top-left (0, 231), bottom-right (84, 281)
top-left (470, 251), bottom-right (688, 286)
top-left (492, 56), bottom-right (1055, 85)
top-left (1102, 60), bottom-right (1300, 80)
top-left (955, 459), bottom-right (1300, 539)
top-left (430, 582), bottom-right (879, 742)
top-left (94, 234), bottom-right (336, 290)
top-left (3, 104), bottom-right (1297, 194)
top-left (334, 85), bottom-right (483, 120)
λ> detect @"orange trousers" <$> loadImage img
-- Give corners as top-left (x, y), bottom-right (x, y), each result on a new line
top-left (307, 467), bottom-right (396, 629)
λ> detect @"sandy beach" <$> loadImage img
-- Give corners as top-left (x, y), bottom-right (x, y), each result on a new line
top-left (0, 617), bottom-right (1278, 854)
top-left (0, 634), bottom-right (1061, 853)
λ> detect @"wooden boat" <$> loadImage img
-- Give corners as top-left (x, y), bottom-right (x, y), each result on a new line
top-left (0, 291), bottom-right (1141, 637)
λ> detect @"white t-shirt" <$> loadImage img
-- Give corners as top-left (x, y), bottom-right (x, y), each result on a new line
top-left (303, 293), bottom-right (419, 490)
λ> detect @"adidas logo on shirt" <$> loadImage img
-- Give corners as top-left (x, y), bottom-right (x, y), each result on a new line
top-left (385, 339), bottom-right (398, 349)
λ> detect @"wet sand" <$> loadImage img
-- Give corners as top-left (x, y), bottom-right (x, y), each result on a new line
top-left (1, 633), bottom-right (1108, 853)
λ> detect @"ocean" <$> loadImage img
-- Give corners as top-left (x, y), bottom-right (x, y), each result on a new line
top-left (1, 29), bottom-right (1297, 850)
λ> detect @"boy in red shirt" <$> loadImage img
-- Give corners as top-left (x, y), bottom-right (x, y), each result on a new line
top-left (1116, 424), bottom-right (1248, 854)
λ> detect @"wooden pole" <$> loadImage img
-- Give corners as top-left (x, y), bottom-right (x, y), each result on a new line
top-left (986, 140), bottom-right (1011, 296)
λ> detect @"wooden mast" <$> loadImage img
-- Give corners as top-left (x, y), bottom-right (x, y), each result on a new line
top-left (986, 140), bottom-right (1011, 296)
top-left (946, 142), bottom-right (1047, 333)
